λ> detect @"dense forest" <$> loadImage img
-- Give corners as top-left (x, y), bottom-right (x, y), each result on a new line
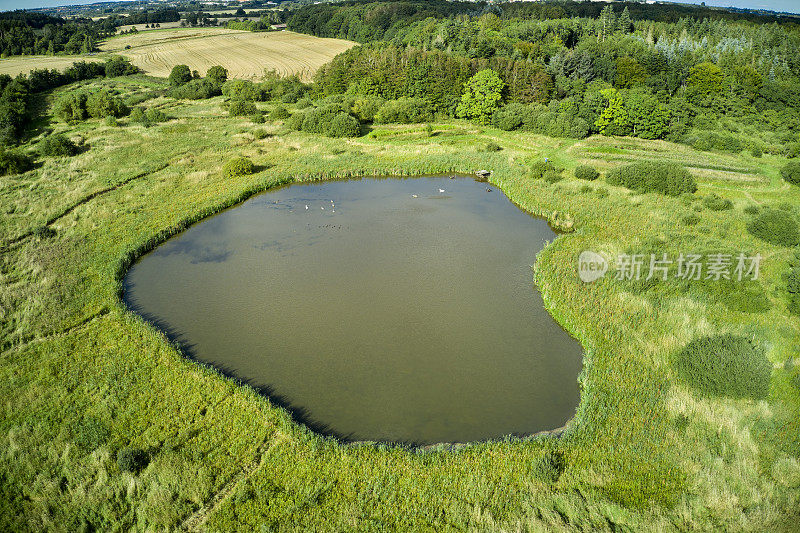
top-left (0, 9), bottom-right (180, 56)
top-left (287, 0), bottom-right (800, 156)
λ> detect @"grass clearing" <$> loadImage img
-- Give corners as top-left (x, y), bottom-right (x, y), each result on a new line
top-left (1, 77), bottom-right (799, 531)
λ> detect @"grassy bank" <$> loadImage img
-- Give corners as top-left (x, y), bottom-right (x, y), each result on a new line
top-left (1, 77), bottom-right (799, 531)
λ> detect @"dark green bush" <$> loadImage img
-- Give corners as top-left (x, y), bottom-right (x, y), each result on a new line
top-left (702, 193), bottom-right (733, 211)
top-left (482, 142), bottom-right (502, 152)
top-left (0, 148), bottom-right (34, 176)
top-left (86, 90), bottom-right (128, 119)
top-left (785, 142), bottom-right (800, 159)
top-left (535, 449), bottom-right (566, 483)
top-left (168, 78), bottom-right (221, 100)
top-left (251, 113), bottom-right (265, 124)
top-left (743, 204), bottom-right (760, 215)
top-left (374, 97), bottom-right (432, 124)
top-left (575, 165), bottom-right (599, 181)
top-left (222, 80), bottom-right (265, 101)
top-left (206, 65), bottom-right (228, 85)
top-left (228, 99), bottom-right (258, 117)
top-left (327, 112), bottom-right (360, 138)
top-left (53, 92), bottom-right (88, 122)
top-left (270, 105), bottom-right (290, 120)
top-left (253, 129), bottom-right (270, 140)
top-left (116, 447), bottom-right (148, 473)
top-left (782, 161), bottom-right (800, 186)
top-left (750, 146), bottom-right (762, 158)
top-left (746, 208), bottom-right (800, 246)
top-left (529, 160), bottom-right (558, 180)
top-left (686, 131), bottom-right (744, 153)
top-left (129, 107), bottom-right (146, 124)
top-left (606, 161), bottom-right (697, 196)
top-left (223, 157), bottom-right (255, 178)
top-left (674, 334), bottom-right (771, 399)
top-left (168, 64), bottom-right (193, 87)
top-left (104, 56), bottom-right (139, 77)
top-left (295, 97), bottom-right (313, 109)
top-left (144, 108), bottom-right (167, 123)
top-left (40, 134), bottom-right (78, 157)
top-left (285, 110), bottom-right (305, 131)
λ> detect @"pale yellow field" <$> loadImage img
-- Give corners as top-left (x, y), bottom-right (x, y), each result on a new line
top-left (0, 55), bottom-right (105, 78)
top-left (0, 29), bottom-right (355, 82)
top-left (101, 28), bottom-right (356, 81)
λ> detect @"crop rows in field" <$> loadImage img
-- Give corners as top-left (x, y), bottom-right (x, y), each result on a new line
top-left (101, 28), bottom-right (356, 82)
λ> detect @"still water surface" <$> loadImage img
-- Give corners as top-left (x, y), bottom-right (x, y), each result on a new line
top-left (124, 177), bottom-right (582, 444)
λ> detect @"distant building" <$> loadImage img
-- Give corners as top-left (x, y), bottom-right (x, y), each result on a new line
top-left (271, 24), bottom-right (287, 30)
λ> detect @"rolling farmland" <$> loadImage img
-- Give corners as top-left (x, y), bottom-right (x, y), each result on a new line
top-left (102, 28), bottom-right (356, 81)
top-left (0, 29), bottom-right (355, 82)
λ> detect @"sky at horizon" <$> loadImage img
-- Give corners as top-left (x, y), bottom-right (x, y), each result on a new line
top-left (0, 0), bottom-right (798, 15)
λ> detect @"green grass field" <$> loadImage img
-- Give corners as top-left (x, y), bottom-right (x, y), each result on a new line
top-left (1, 76), bottom-right (799, 531)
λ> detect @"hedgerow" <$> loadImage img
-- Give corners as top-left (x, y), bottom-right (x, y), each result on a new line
top-left (606, 161), bottom-right (697, 196)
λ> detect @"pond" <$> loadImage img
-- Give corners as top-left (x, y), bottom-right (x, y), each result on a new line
top-left (123, 176), bottom-right (583, 444)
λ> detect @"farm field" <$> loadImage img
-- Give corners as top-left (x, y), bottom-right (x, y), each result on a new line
top-left (0, 29), bottom-right (355, 82)
top-left (1, 76), bottom-right (799, 531)
top-left (100, 28), bottom-right (356, 81)
top-left (0, 54), bottom-right (105, 78)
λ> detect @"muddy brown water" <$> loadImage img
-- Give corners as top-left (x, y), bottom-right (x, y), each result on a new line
top-left (123, 176), bottom-right (583, 444)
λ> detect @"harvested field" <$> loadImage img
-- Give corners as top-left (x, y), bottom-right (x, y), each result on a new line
top-left (101, 28), bottom-right (356, 81)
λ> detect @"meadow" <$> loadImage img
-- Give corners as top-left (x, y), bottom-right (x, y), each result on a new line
top-left (0, 28), bottom-right (355, 82)
top-left (1, 75), bottom-right (798, 531)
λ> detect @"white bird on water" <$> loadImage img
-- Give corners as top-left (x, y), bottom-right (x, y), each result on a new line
top-left (438, 188), bottom-right (445, 193)
top-left (412, 194), bottom-right (418, 198)
top-left (305, 205), bottom-right (308, 210)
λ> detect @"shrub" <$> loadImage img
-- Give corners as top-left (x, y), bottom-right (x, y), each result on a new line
top-left (674, 334), bottom-right (771, 400)
top-left (40, 134), bottom-right (78, 157)
top-left (168, 64), bottom-right (193, 87)
top-left (104, 56), bottom-right (138, 77)
top-left (782, 161), bottom-right (800, 186)
top-left (529, 160), bottom-right (558, 179)
top-left (285, 110), bottom-right (305, 131)
top-left (251, 113), bottom-right (265, 124)
top-left (327, 112), bottom-right (360, 138)
top-left (270, 105), bottom-right (290, 120)
top-left (492, 103), bottom-right (525, 131)
top-left (606, 161), bottom-right (697, 196)
top-left (53, 91), bottom-right (88, 122)
top-left (295, 97), bottom-right (313, 109)
top-left (702, 193), bottom-right (733, 211)
top-left (750, 146), bottom-right (762, 158)
top-left (786, 249), bottom-right (800, 315)
top-left (482, 142), bottom-right (502, 152)
top-left (535, 449), bottom-right (566, 483)
top-left (206, 65), bottom-right (228, 84)
top-left (743, 204), bottom-right (760, 215)
top-left (168, 78), bottom-right (221, 100)
top-left (86, 90), bottom-right (129, 119)
top-left (105, 115), bottom-right (119, 127)
top-left (374, 97), bottom-right (432, 124)
top-left (222, 79), bottom-right (264, 101)
top-left (575, 165), bottom-right (599, 181)
top-left (116, 447), bottom-right (148, 473)
top-left (228, 100), bottom-right (258, 117)
top-left (351, 95), bottom-right (385, 122)
top-left (253, 129), bottom-right (270, 140)
top-left (223, 157), bottom-right (255, 178)
top-left (129, 107), bottom-right (146, 124)
top-left (144, 108), bottom-right (167, 123)
top-left (543, 169), bottom-right (563, 183)
top-left (0, 148), bottom-right (34, 176)
top-left (785, 142), bottom-right (800, 159)
top-left (746, 208), bottom-right (800, 246)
